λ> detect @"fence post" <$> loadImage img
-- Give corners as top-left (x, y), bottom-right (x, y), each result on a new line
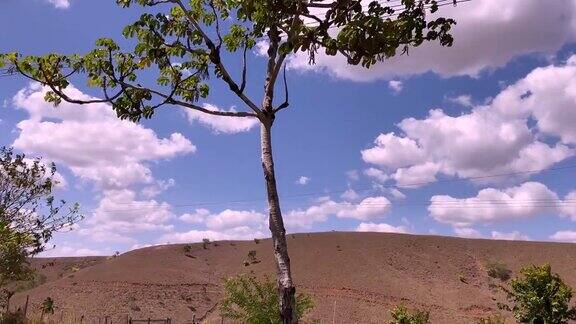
top-left (23, 295), bottom-right (29, 317)
top-left (148, 317), bottom-right (151, 324)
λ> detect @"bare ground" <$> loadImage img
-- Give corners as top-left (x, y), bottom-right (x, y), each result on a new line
top-left (10, 232), bottom-right (576, 323)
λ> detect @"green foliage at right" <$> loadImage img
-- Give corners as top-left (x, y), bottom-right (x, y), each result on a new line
top-left (220, 275), bottom-right (313, 323)
top-left (389, 305), bottom-right (430, 324)
top-left (505, 264), bottom-right (576, 324)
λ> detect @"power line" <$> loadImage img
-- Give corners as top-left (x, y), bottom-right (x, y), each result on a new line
top-left (86, 163), bottom-right (576, 212)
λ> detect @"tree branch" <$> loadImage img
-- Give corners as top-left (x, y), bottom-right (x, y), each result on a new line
top-left (173, 0), bottom-right (262, 116)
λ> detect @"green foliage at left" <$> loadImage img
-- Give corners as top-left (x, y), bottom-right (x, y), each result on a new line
top-left (220, 275), bottom-right (313, 323)
top-left (0, 147), bottom-right (81, 311)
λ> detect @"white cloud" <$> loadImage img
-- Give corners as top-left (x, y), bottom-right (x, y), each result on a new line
top-left (287, 0), bottom-right (576, 81)
top-left (388, 80), bottom-right (403, 93)
top-left (491, 231), bottom-right (530, 241)
top-left (78, 189), bottom-right (175, 243)
top-left (296, 176), bottom-right (311, 185)
top-left (285, 196), bottom-right (391, 230)
top-left (429, 182), bottom-right (559, 227)
top-left (560, 191), bottom-right (576, 220)
top-left (362, 133), bottom-right (426, 169)
top-left (341, 189), bottom-right (360, 201)
top-left (362, 59), bottom-right (576, 187)
top-left (204, 209), bottom-right (267, 231)
top-left (550, 230), bottom-right (576, 243)
top-left (364, 167), bottom-right (389, 183)
top-left (141, 179), bottom-right (176, 198)
top-left (446, 94), bottom-right (474, 108)
top-left (453, 227), bottom-right (483, 239)
top-left (13, 83), bottom-right (195, 190)
top-left (180, 209), bottom-right (211, 224)
top-left (183, 103), bottom-right (259, 134)
top-left (46, 0), bottom-right (70, 9)
top-left (356, 222), bottom-right (408, 234)
top-left (41, 244), bottom-right (108, 257)
top-left (391, 162), bottom-right (440, 188)
top-left (10, 83), bottom-right (196, 245)
top-left (169, 208), bottom-right (267, 243)
top-left (159, 228), bottom-right (265, 244)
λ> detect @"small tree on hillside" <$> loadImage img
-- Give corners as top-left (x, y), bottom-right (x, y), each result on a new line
top-left (220, 274), bottom-right (313, 323)
top-left (0, 147), bottom-right (81, 310)
top-left (504, 264), bottom-right (576, 324)
top-left (1, 1), bottom-right (459, 321)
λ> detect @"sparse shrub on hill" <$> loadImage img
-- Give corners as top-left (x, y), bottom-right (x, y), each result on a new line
top-left (254, 238), bottom-right (261, 244)
top-left (503, 263), bottom-right (576, 324)
top-left (183, 244), bottom-right (193, 253)
top-left (486, 261), bottom-right (512, 281)
top-left (477, 314), bottom-right (506, 324)
top-left (220, 275), bottom-right (313, 323)
top-left (389, 305), bottom-right (430, 324)
top-left (202, 238), bottom-right (210, 250)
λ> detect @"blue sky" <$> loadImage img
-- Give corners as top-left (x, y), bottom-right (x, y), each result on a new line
top-left (2, 0), bottom-right (576, 256)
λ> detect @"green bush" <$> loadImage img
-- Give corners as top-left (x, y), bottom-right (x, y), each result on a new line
top-left (486, 261), bottom-right (512, 281)
top-left (202, 238), bottom-right (210, 249)
top-left (477, 314), bottom-right (505, 324)
top-left (183, 244), bottom-right (193, 253)
top-left (390, 305), bottom-right (430, 324)
top-left (220, 275), bottom-right (313, 323)
top-left (505, 264), bottom-right (576, 324)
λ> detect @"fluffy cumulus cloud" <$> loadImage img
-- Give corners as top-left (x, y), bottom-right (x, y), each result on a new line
top-left (285, 196), bottom-right (391, 230)
top-left (287, 0), bottom-right (576, 81)
top-left (183, 103), bottom-right (259, 134)
top-left (78, 189), bottom-right (175, 243)
top-left (13, 84), bottom-right (195, 189)
top-left (165, 208), bottom-right (268, 243)
top-left (46, 0), bottom-right (70, 9)
top-left (10, 83), bottom-right (196, 246)
top-left (429, 182), bottom-right (560, 227)
top-left (355, 222), bottom-right (408, 234)
top-left (550, 230), bottom-right (576, 243)
top-left (362, 58), bottom-right (576, 186)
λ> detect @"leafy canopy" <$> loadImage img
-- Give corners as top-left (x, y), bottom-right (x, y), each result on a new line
top-left (220, 275), bottom-right (313, 323)
top-left (1, 0), bottom-right (457, 122)
top-left (505, 264), bottom-right (576, 324)
top-left (0, 147), bottom-right (81, 289)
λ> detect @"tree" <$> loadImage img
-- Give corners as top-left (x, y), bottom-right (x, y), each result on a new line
top-left (220, 274), bottom-right (313, 323)
top-left (504, 264), bottom-right (576, 324)
top-left (0, 147), bottom-right (81, 309)
top-left (0, 0), bottom-right (458, 321)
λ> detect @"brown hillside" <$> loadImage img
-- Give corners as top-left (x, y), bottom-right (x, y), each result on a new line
top-left (10, 232), bottom-right (576, 323)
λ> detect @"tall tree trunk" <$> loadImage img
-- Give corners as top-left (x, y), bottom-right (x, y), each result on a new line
top-left (260, 118), bottom-right (297, 324)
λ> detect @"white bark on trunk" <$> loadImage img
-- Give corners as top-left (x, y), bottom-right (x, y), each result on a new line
top-left (260, 119), bottom-right (297, 324)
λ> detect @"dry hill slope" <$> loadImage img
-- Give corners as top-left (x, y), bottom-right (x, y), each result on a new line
top-left (11, 232), bottom-right (576, 323)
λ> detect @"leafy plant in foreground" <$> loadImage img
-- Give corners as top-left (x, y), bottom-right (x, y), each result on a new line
top-left (220, 275), bottom-right (313, 323)
top-left (504, 264), bottom-right (576, 324)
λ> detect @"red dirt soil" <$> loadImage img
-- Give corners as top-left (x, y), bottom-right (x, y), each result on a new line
top-left (10, 232), bottom-right (576, 323)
